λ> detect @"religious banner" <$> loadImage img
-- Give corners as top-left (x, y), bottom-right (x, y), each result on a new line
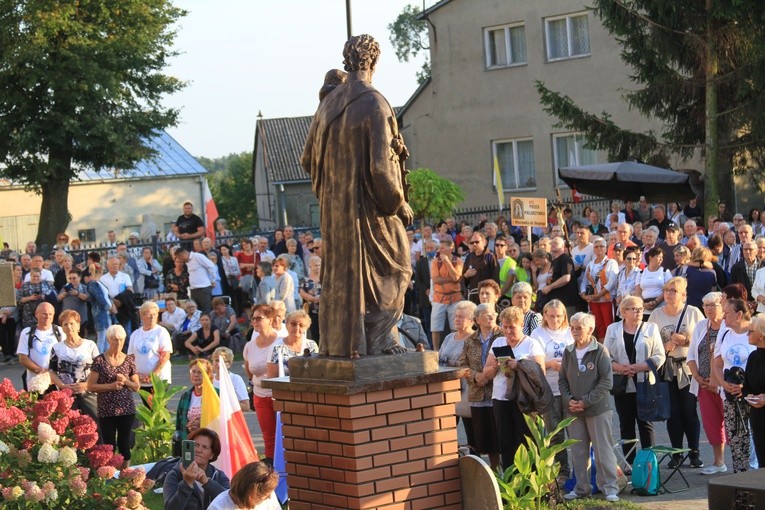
top-left (510, 197), bottom-right (548, 228)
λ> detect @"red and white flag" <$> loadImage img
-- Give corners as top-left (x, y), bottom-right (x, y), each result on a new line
top-left (200, 357), bottom-right (258, 478)
top-left (202, 178), bottom-right (219, 242)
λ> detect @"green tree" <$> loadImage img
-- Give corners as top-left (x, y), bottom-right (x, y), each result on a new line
top-left (0, 0), bottom-right (185, 248)
top-left (388, 4), bottom-right (431, 84)
top-left (407, 168), bottom-right (464, 224)
top-left (536, 0), bottom-right (765, 218)
top-left (202, 152), bottom-right (258, 232)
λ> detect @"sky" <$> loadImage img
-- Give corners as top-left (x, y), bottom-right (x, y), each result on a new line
top-left (164, 0), bottom-right (430, 158)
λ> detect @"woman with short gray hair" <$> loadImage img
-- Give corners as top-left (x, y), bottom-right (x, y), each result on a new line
top-left (561, 312), bottom-right (621, 502)
top-left (511, 282), bottom-right (541, 335)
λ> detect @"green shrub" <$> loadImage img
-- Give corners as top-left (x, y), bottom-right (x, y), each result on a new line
top-left (132, 374), bottom-right (185, 464)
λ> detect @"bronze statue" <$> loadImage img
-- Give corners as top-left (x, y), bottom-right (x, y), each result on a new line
top-left (301, 34), bottom-right (413, 357)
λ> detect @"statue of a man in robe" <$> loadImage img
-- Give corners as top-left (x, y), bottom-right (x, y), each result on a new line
top-left (301, 34), bottom-right (413, 357)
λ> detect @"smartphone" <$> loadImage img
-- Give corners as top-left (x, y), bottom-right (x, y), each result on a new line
top-left (745, 395), bottom-right (759, 405)
top-left (64, 283), bottom-right (74, 291)
top-left (181, 440), bottom-right (196, 468)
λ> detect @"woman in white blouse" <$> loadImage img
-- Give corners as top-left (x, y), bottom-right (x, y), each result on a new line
top-left (604, 296), bottom-right (666, 465)
top-left (580, 236), bottom-right (618, 341)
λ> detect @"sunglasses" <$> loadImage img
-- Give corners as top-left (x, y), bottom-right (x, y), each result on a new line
top-left (495, 244), bottom-right (506, 248)
top-left (251, 316), bottom-right (266, 322)
top-left (469, 241), bottom-right (480, 245)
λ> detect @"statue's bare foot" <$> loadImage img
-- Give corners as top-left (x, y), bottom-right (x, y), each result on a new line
top-left (383, 344), bottom-right (408, 355)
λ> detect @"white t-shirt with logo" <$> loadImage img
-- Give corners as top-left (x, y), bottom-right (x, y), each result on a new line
top-left (17, 325), bottom-right (65, 381)
top-left (127, 325), bottom-right (173, 384)
top-left (714, 327), bottom-right (755, 372)
top-left (50, 339), bottom-right (100, 385)
top-left (530, 326), bottom-right (574, 396)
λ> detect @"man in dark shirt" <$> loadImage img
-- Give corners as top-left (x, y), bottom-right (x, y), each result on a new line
top-left (660, 223), bottom-right (682, 272)
top-left (273, 225), bottom-right (304, 258)
top-left (647, 204), bottom-right (672, 240)
top-left (462, 232), bottom-right (496, 304)
top-left (173, 202), bottom-right (204, 250)
top-left (543, 237), bottom-right (581, 315)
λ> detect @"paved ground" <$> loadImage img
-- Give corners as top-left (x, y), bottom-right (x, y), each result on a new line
top-left (0, 358), bottom-right (723, 509)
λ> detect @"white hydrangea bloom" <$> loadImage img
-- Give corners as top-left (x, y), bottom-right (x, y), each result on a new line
top-left (37, 443), bottom-right (59, 464)
top-left (58, 446), bottom-right (77, 467)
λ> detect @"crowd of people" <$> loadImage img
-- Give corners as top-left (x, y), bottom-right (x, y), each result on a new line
top-left (4, 196), bottom-right (765, 504)
top-left (424, 198), bottom-right (765, 501)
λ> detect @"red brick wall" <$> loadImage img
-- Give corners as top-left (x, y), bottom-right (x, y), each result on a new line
top-left (272, 379), bottom-right (463, 510)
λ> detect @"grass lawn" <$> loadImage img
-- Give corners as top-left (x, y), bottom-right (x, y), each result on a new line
top-left (143, 490), bottom-right (163, 510)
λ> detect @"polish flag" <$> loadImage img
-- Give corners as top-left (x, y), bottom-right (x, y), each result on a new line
top-left (203, 178), bottom-right (219, 242)
top-left (200, 358), bottom-right (259, 478)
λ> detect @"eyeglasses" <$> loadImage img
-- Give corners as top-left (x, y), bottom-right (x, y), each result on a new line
top-left (495, 244), bottom-right (506, 248)
top-left (626, 307), bottom-right (644, 313)
top-left (664, 288), bottom-right (680, 294)
top-left (469, 241), bottom-right (480, 245)
top-left (743, 248), bottom-right (756, 251)
top-left (251, 316), bottom-right (266, 322)
top-left (309, 247), bottom-right (318, 252)
top-left (625, 257), bottom-right (638, 261)
top-left (289, 321), bottom-right (307, 328)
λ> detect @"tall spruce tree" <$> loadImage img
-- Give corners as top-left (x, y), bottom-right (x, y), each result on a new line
top-left (536, 0), bottom-right (765, 218)
top-left (0, 0), bottom-right (186, 248)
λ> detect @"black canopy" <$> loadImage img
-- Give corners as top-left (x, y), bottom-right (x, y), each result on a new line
top-left (558, 162), bottom-right (695, 202)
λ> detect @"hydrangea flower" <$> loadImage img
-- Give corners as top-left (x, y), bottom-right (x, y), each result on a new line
top-left (37, 443), bottom-right (59, 464)
top-left (58, 446), bottom-right (77, 467)
top-left (37, 422), bottom-right (60, 445)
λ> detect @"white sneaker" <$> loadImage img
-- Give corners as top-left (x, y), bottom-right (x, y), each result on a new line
top-left (605, 494), bottom-right (620, 502)
top-left (700, 464), bottom-right (728, 475)
top-left (563, 491), bottom-right (580, 500)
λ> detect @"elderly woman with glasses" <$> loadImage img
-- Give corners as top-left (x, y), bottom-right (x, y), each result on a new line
top-left (266, 310), bottom-right (318, 379)
top-left (560, 312), bottom-right (621, 503)
top-left (482, 306), bottom-right (545, 470)
top-left (459, 303), bottom-right (502, 469)
top-left (604, 296), bottom-right (666, 464)
top-left (648, 277), bottom-right (705, 469)
top-left (688, 292), bottom-right (728, 474)
top-left (616, 247), bottom-right (641, 318)
top-left (634, 246), bottom-right (671, 319)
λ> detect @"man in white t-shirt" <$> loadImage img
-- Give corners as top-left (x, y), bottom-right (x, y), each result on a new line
top-left (100, 257), bottom-right (134, 297)
top-left (22, 255), bottom-right (54, 284)
top-left (17, 302), bottom-right (64, 390)
top-left (571, 226), bottom-right (594, 286)
top-left (159, 297), bottom-right (187, 332)
top-left (257, 237), bottom-right (276, 263)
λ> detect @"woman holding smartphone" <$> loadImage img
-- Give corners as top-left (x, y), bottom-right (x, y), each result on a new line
top-left (164, 427), bottom-right (231, 510)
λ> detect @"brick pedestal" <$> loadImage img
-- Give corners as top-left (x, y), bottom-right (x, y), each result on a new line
top-left (265, 365), bottom-right (463, 510)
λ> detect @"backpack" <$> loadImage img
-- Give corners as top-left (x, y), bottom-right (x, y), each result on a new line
top-left (631, 449), bottom-right (660, 496)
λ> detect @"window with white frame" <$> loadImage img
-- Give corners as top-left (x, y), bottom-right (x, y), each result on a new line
top-left (484, 23), bottom-right (527, 69)
top-left (493, 139), bottom-right (536, 191)
top-left (553, 133), bottom-right (598, 186)
top-left (545, 13), bottom-right (590, 61)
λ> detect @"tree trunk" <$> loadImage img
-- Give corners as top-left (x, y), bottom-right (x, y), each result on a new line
top-left (35, 149), bottom-right (72, 255)
top-left (704, 0), bottom-right (720, 220)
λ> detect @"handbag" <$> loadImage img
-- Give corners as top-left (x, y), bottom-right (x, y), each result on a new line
top-left (636, 359), bottom-right (670, 422)
top-left (660, 305), bottom-right (688, 382)
top-left (611, 374), bottom-right (628, 395)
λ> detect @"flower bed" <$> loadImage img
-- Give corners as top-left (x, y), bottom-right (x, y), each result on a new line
top-left (0, 378), bottom-right (155, 509)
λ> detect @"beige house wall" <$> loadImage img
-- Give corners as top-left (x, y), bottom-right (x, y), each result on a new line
top-left (400, 0), bottom-right (730, 209)
top-left (0, 176), bottom-right (204, 249)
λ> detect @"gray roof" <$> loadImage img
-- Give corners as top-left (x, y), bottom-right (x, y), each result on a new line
top-left (75, 130), bottom-right (207, 182)
top-left (256, 115), bottom-right (313, 184)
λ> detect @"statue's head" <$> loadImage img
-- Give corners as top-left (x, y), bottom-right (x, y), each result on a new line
top-left (342, 34), bottom-right (380, 72)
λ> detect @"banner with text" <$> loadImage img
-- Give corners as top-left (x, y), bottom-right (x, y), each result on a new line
top-left (510, 197), bottom-right (548, 228)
